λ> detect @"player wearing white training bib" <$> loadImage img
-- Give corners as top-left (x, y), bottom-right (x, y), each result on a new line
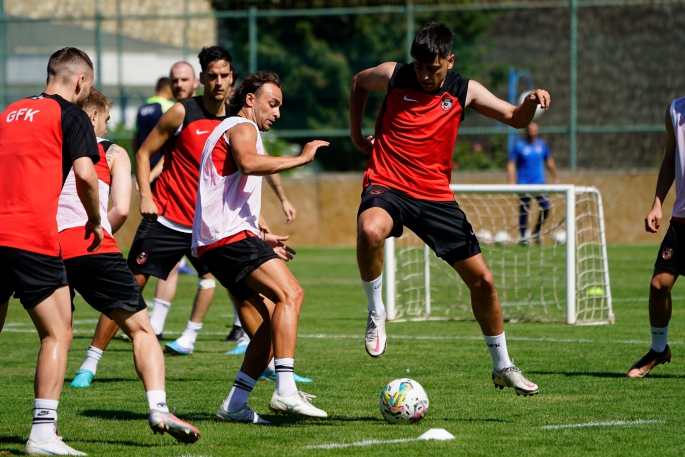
top-left (192, 71), bottom-right (329, 423)
top-left (627, 96), bottom-right (685, 378)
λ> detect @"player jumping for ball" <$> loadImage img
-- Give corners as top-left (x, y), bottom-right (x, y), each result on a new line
top-left (349, 22), bottom-right (547, 396)
top-left (194, 71), bottom-right (329, 422)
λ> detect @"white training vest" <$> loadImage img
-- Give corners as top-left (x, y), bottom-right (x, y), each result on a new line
top-left (56, 137), bottom-right (112, 235)
top-left (192, 117), bottom-right (264, 255)
top-left (670, 96), bottom-right (685, 218)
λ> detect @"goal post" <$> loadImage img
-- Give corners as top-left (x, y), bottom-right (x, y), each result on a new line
top-left (384, 184), bottom-right (614, 325)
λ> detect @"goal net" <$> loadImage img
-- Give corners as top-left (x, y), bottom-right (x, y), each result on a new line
top-left (384, 185), bottom-right (614, 325)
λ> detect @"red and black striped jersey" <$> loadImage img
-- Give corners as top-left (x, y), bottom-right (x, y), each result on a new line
top-left (152, 97), bottom-right (228, 227)
top-left (0, 93), bottom-right (99, 256)
top-left (364, 63), bottom-right (469, 201)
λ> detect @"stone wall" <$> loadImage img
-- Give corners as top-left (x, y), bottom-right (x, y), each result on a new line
top-left (4, 0), bottom-right (216, 50)
top-left (115, 171), bottom-right (670, 249)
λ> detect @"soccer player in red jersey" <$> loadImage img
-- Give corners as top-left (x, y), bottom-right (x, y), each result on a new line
top-left (60, 89), bottom-right (200, 443)
top-left (350, 22), bottom-right (549, 396)
top-left (81, 47), bottom-right (233, 362)
top-left (193, 72), bottom-right (329, 422)
top-left (0, 47), bottom-right (103, 456)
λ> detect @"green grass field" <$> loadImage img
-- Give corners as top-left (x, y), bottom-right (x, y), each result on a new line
top-left (2, 245), bottom-right (685, 456)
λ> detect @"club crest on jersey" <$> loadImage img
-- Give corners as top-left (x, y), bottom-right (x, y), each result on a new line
top-left (441, 97), bottom-right (453, 111)
top-left (662, 247), bottom-right (674, 260)
top-left (370, 189), bottom-right (385, 195)
top-left (136, 252), bottom-right (148, 265)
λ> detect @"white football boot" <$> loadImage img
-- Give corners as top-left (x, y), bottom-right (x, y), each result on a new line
top-left (269, 391), bottom-right (327, 419)
top-left (148, 409), bottom-right (200, 443)
top-left (365, 311), bottom-right (387, 357)
top-left (216, 404), bottom-right (270, 424)
top-left (25, 435), bottom-right (87, 456)
top-left (492, 365), bottom-right (539, 396)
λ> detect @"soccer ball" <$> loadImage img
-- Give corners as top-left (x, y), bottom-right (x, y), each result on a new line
top-left (379, 378), bottom-right (429, 424)
top-left (552, 231), bottom-right (567, 245)
top-left (494, 231), bottom-right (510, 245)
top-left (476, 229), bottom-right (493, 244)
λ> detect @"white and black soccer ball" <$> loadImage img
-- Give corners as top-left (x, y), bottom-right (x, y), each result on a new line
top-left (379, 378), bottom-right (429, 424)
top-left (552, 231), bottom-right (567, 246)
top-left (494, 231), bottom-right (510, 245)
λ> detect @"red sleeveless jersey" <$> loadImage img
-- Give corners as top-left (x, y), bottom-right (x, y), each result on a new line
top-left (153, 97), bottom-right (228, 227)
top-left (363, 63), bottom-right (469, 201)
top-left (0, 93), bottom-right (99, 256)
top-left (59, 140), bottom-right (120, 260)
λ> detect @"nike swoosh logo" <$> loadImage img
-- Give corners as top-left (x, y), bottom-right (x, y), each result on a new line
top-left (373, 334), bottom-right (380, 352)
top-left (374, 284), bottom-right (382, 290)
top-left (277, 399), bottom-right (296, 411)
top-left (196, 129), bottom-right (210, 135)
top-left (403, 96), bottom-right (418, 102)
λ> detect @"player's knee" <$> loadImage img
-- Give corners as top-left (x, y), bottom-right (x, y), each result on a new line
top-left (650, 274), bottom-right (673, 296)
top-left (283, 282), bottom-right (305, 310)
top-left (358, 220), bottom-right (388, 248)
top-left (469, 270), bottom-right (496, 296)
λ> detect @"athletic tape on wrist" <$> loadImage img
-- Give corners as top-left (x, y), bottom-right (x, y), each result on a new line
top-left (198, 278), bottom-right (216, 289)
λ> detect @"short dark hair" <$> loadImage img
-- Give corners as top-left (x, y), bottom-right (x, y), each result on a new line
top-left (410, 22), bottom-right (454, 63)
top-left (82, 88), bottom-right (112, 113)
top-left (47, 47), bottom-right (94, 84)
top-left (230, 71), bottom-right (281, 115)
top-left (156, 77), bottom-right (171, 92)
top-left (198, 46), bottom-right (232, 73)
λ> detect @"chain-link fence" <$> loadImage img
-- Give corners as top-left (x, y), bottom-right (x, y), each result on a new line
top-left (0, 0), bottom-right (682, 171)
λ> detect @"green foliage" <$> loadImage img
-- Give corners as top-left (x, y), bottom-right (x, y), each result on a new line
top-left (453, 134), bottom-right (508, 170)
top-left (214, 7), bottom-right (499, 171)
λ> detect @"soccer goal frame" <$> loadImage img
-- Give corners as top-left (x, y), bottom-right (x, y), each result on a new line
top-left (384, 184), bottom-right (614, 325)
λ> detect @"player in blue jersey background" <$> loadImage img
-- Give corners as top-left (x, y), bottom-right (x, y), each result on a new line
top-left (507, 122), bottom-right (560, 244)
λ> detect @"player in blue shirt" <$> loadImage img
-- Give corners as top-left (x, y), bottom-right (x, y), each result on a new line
top-left (507, 122), bottom-right (560, 244)
top-left (132, 77), bottom-right (174, 176)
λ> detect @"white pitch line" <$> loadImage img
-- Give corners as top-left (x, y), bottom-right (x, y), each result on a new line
top-left (541, 419), bottom-right (665, 430)
top-left (304, 438), bottom-right (415, 450)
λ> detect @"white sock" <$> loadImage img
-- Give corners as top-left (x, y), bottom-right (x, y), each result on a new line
top-left (222, 372), bottom-right (257, 413)
top-left (274, 358), bottom-right (297, 396)
top-left (484, 332), bottom-right (513, 372)
top-left (146, 390), bottom-right (169, 412)
top-left (30, 399), bottom-right (58, 442)
top-left (651, 325), bottom-right (669, 353)
top-left (362, 275), bottom-right (385, 315)
top-left (149, 299), bottom-right (171, 335)
top-left (176, 321), bottom-right (203, 348)
top-left (230, 296), bottom-right (242, 327)
top-left (267, 358), bottom-right (275, 373)
top-left (79, 345), bottom-right (104, 375)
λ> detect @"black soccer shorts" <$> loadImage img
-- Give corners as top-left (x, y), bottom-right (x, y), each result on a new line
top-left (357, 185), bottom-right (481, 265)
top-left (200, 236), bottom-right (279, 302)
top-left (0, 247), bottom-right (69, 309)
top-left (654, 220), bottom-right (685, 276)
top-left (64, 253), bottom-right (147, 318)
top-left (127, 219), bottom-right (210, 279)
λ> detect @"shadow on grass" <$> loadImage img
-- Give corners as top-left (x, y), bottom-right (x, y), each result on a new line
top-left (65, 377), bottom-right (139, 384)
top-left (0, 436), bottom-right (25, 456)
top-left (530, 370), bottom-right (685, 379)
top-left (81, 409), bottom-right (148, 421)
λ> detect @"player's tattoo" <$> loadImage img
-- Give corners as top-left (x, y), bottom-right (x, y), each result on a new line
top-left (105, 144), bottom-right (119, 165)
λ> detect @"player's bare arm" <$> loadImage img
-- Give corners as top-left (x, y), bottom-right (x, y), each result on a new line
top-left (229, 123), bottom-right (329, 175)
top-left (73, 156), bottom-right (104, 251)
top-left (265, 173), bottom-right (296, 223)
top-left (546, 157), bottom-right (561, 184)
top-left (466, 80), bottom-right (550, 129)
top-left (646, 106), bottom-right (677, 233)
top-left (349, 62), bottom-right (396, 154)
top-left (107, 143), bottom-right (132, 234)
top-left (136, 102), bottom-right (185, 220)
